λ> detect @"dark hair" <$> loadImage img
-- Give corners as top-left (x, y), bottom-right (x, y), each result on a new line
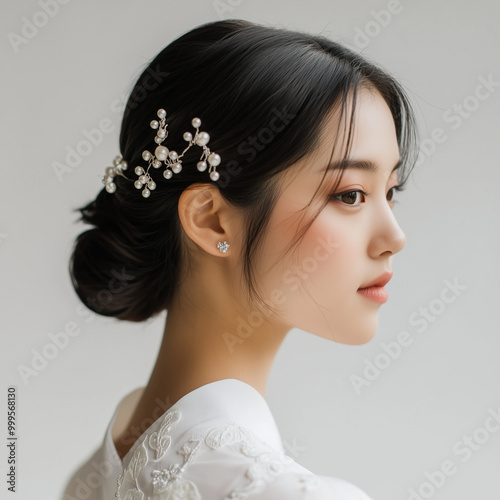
top-left (69, 19), bottom-right (419, 322)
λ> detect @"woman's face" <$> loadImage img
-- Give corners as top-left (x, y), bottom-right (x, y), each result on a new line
top-left (254, 87), bottom-right (406, 345)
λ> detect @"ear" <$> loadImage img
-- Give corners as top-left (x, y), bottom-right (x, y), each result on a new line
top-left (177, 183), bottom-right (238, 257)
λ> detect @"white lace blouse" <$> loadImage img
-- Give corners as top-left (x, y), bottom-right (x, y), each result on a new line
top-left (62, 378), bottom-right (374, 499)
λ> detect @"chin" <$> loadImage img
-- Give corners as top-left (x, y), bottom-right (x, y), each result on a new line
top-left (306, 319), bottom-right (378, 345)
top-left (346, 331), bottom-right (377, 345)
top-left (339, 315), bottom-right (380, 345)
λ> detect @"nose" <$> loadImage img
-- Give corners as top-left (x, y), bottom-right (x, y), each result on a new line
top-left (367, 203), bottom-right (407, 258)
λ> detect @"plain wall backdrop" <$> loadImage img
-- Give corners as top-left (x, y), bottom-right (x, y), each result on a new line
top-left (1, 1), bottom-right (499, 499)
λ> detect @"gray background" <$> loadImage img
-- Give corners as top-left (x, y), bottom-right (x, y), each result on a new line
top-left (1, 1), bottom-right (499, 499)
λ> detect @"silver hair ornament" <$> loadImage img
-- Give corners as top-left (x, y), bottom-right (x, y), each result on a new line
top-left (102, 108), bottom-right (222, 198)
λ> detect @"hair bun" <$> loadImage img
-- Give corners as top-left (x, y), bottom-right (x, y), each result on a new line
top-left (69, 189), bottom-right (179, 322)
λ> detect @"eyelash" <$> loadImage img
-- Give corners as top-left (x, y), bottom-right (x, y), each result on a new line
top-left (330, 185), bottom-right (404, 207)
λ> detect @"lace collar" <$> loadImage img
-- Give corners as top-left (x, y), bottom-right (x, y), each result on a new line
top-left (104, 378), bottom-right (285, 469)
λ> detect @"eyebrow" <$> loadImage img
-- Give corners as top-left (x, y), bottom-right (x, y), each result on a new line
top-left (321, 158), bottom-right (401, 173)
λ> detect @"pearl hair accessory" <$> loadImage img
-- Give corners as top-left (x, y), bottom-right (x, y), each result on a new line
top-left (102, 108), bottom-right (222, 198)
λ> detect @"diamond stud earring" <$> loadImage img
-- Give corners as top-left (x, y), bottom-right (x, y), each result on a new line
top-left (217, 241), bottom-right (230, 253)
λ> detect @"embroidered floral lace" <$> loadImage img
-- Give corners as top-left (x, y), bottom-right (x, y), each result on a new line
top-left (61, 379), bottom-right (374, 500)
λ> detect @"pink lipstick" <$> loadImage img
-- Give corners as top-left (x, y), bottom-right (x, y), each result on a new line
top-left (357, 271), bottom-right (392, 304)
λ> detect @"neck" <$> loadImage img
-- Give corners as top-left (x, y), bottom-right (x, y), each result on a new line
top-left (113, 258), bottom-right (290, 461)
top-left (147, 293), bottom-right (289, 407)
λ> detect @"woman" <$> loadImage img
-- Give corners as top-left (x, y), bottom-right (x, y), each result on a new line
top-left (63, 18), bottom-right (418, 500)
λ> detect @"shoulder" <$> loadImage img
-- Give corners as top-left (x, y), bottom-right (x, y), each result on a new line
top-left (115, 416), bottom-right (373, 500)
top-left (241, 471), bottom-right (374, 499)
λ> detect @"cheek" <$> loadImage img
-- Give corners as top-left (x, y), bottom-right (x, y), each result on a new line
top-left (292, 214), bottom-right (359, 295)
top-left (279, 214), bottom-right (375, 343)
top-left (253, 204), bottom-right (376, 344)
top-left (261, 208), bottom-right (360, 305)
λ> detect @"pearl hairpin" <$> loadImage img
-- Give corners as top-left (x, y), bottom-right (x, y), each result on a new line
top-left (102, 109), bottom-right (222, 198)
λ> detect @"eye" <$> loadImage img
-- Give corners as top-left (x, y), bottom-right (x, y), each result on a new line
top-left (387, 184), bottom-right (404, 205)
top-left (330, 190), bottom-right (367, 207)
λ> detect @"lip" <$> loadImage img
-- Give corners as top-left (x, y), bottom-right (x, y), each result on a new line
top-left (358, 271), bottom-right (393, 289)
top-left (357, 271), bottom-right (393, 304)
top-left (357, 286), bottom-right (388, 304)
